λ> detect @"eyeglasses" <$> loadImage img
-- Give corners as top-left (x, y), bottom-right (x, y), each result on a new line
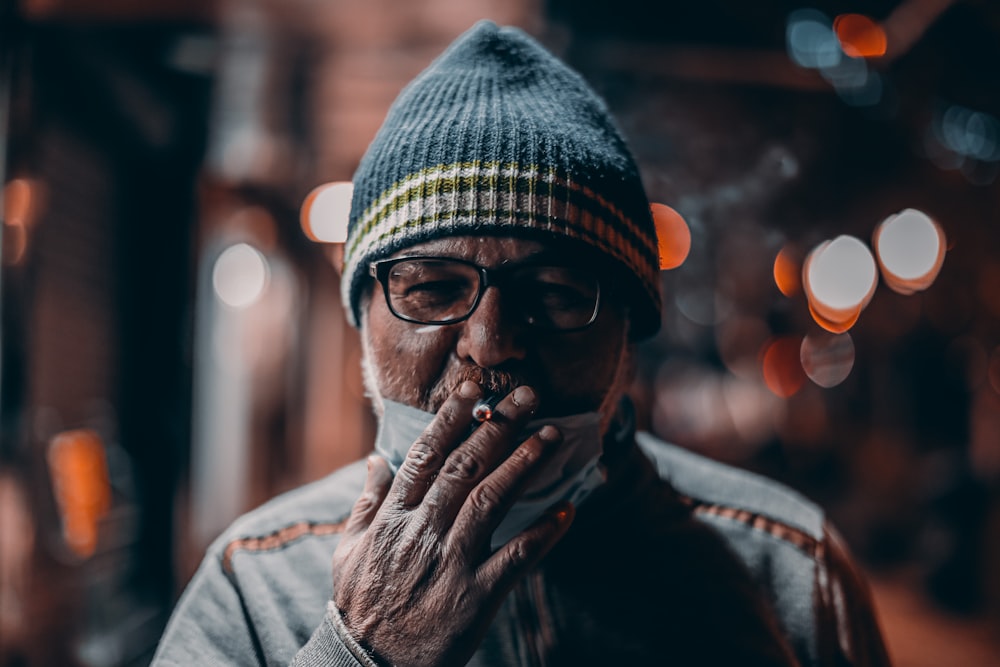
top-left (369, 256), bottom-right (602, 331)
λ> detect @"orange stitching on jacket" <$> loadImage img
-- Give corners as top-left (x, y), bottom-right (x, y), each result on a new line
top-left (679, 496), bottom-right (820, 557)
top-left (223, 520), bottom-right (348, 573)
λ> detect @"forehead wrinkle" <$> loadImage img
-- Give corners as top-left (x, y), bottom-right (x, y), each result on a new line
top-left (389, 236), bottom-right (550, 267)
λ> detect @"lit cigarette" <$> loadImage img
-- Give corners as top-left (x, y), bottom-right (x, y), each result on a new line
top-left (472, 395), bottom-right (500, 422)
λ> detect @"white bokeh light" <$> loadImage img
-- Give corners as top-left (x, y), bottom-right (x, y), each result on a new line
top-left (801, 332), bottom-right (855, 388)
top-left (875, 209), bottom-right (944, 291)
top-left (786, 10), bottom-right (841, 69)
top-left (212, 243), bottom-right (269, 308)
top-left (303, 181), bottom-right (353, 243)
top-left (805, 235), bottom-right (877, 311)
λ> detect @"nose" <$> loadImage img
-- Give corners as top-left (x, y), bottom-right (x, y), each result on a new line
top-left (455, 286), bottom-right (527, 368)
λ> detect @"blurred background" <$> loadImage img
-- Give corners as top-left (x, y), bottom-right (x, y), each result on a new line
top-left (1, 0), bottom-right (998, 665)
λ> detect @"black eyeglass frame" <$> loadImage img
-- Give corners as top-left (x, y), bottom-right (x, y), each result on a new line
top-left (368, 255), bottom-right (603, 332)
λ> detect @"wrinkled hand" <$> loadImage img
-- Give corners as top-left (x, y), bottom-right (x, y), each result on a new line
top-left (331, 382), bottom-right (574, 667)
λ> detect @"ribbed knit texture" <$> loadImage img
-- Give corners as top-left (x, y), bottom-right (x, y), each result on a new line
top-left (343, 20), bottom-right (662, 339)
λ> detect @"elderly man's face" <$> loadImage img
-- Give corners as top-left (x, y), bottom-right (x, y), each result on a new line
top-left (362, 236), bottom-right (630, 420)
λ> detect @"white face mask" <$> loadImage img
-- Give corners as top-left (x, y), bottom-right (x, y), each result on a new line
top-left (374, 399), bottom-right (607, 550)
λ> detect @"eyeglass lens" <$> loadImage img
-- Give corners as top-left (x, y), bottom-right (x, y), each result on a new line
top-left (384, 258), bottom-right (599, 330)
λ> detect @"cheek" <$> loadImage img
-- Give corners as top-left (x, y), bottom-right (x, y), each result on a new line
top-left (534, 324), bottom-right (625, 405)
top-left (365, 301), bottom-right (455, 402)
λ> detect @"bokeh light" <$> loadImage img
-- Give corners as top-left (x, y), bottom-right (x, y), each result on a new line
top-left (833, 14), bottom-right (887, 58)
top-left (800, 331), bottom-right (855, 388)
top-left (301, 181), bottom-right (353, 243)
top-left (785, 9), bottom-right (882, 106)
top-left (807, 299), bottom-right (860, 334)
top-left (786, 9), bottom-right (841, 69)
top-left (212, 243), bottom-right (269, 308)
top-left (874, 208), bottom-right (946, 294)
top-left (803, 235), bottom-right (877, 331)
top-left (46, 430), bottom-right (111, 558)
top-left (2, 178), bottom-right (41, 265)
top-left (773, 244), bottom-right (801, 297)
top-left (761, 336), bottom-right (806, 398)
top-left (935, 105), bottom-right (1000, 163)
top-left (651, 202), bottom-right (691, 270)
top-left (3, 178), bottom-right (37, 224)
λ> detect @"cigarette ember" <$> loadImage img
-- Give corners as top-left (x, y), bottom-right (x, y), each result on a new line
top-left (472, 396), bottom-right (499, 422)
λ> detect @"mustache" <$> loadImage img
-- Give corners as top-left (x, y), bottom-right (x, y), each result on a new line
top-left (424, 363), bottom-right (538, 410)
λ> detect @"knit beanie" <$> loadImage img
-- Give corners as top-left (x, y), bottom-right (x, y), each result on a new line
top-left (342, 20), bottom-right (662, 339)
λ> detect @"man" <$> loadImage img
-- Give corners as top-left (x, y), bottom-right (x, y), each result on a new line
top-left (154, 21), bottom-right (890, 666)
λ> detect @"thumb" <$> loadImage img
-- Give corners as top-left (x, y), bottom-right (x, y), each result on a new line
top-left (343, 455), bottom-right (393, 539)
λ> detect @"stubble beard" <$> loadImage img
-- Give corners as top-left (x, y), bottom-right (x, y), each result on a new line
top-left (360, 322), bottom-right (633, 436)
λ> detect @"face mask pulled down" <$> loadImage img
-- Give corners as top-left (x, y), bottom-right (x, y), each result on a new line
top-left (375, 399), bottom-right (606, 551)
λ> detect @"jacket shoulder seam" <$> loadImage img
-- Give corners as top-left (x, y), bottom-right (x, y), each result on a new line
top-left (681, 494), bottom-right (821, 558)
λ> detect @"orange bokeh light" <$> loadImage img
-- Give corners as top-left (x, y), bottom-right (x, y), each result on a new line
top-left (47, 429), bottom-right (112, 558)
top-left (834, 14), bottom-right (887, 58)
top-left (808, 300), bottom-right (862, 334)
top-left (651, 203), bottom-right (691, 270)
top-left (2, 178), bottom-right (37, 225)
top-left (773, 244), bottom-right (801, 297)
top-left (761, 336), bottom-right (807, 398)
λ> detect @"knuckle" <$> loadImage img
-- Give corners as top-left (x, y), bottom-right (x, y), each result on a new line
top-left (505, 538), bottom-right (532, 566)
top-left (440, 448), bottom-right (484, 482)
top-left (468, 482), bottom-right (504, 517)
top-left (353, 490), bottom-right (381, 514)
top-left (437, 405), bottom-right (463, 430)
top-left (402, 439), bottom-right (442, 475)
top-left (506, 441), bottom-right (539, 468)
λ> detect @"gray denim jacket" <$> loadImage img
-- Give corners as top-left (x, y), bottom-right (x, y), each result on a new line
top-left (153, 433), bottom-right (890, 666)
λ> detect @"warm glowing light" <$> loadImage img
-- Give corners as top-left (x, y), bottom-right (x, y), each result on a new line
top-left (3, 178), bottom-right (40, 265)
top-left (773, 244), bottom-right (801, 297)
top-left (874, 208), bottom-right (945, 294)
top-left (2, 219), bottom-right (27, 265)
top-left (833, 14), bottom-right (887, 58)
top-left (800, 332), bottom-right (855, 388)
top-left (651, 203), bottom-right (691, 270)
top-left (761, 336), bottom-right (806, 398)
top-left (47, 430), bottom-right (111, 558)
top-left (301, 181), bottom-right (353, 243)
top-left (807, 301), bottom-right (861, 334)
top-left (212, 243), bottom-right (269, 308)
top-left (2, 178), bottom-right (37, 225)
top-left (803, 235), bottom-right (877, 331)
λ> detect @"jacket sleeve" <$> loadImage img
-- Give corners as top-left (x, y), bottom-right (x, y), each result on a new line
top-left (151, 551), bottom-right (368, 667)
top-left (814, 522), bottom-right (893, 667)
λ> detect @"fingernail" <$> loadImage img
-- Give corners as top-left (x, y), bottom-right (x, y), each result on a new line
top-left (511, 385), bottom-right (536, 408)
top-left (537, 425), bottom-right (561, 442)
top-left (459, 381), bottom-right (482, 399)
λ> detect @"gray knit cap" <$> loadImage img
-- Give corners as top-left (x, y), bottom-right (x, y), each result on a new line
top-left (342, 20), bottom-right (662, 339)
